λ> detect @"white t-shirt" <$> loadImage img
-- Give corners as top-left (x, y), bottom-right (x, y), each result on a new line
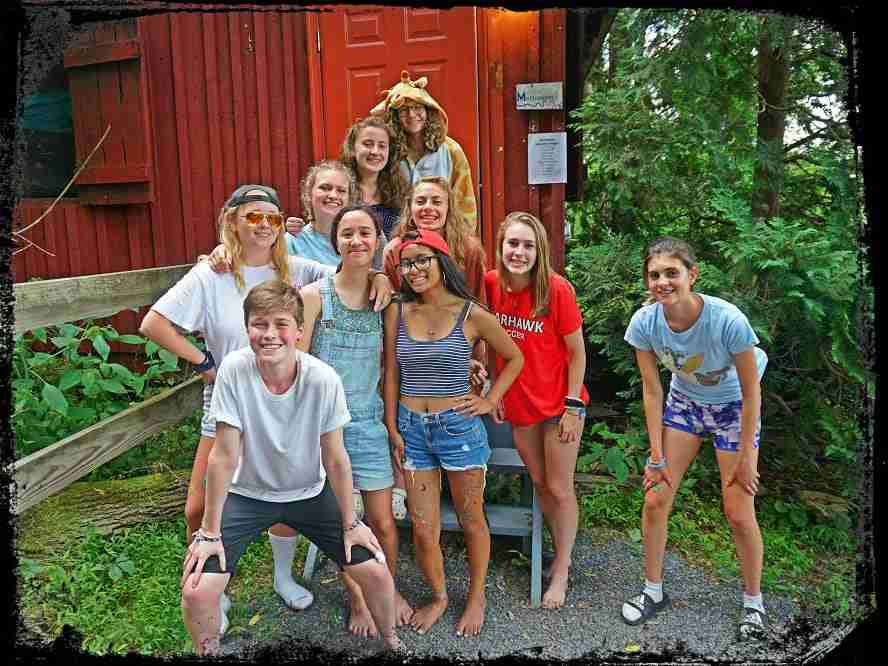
top-left (150, 257), bottom-right (332, 364)
top-left (209, 347), bottom-right (351, 502)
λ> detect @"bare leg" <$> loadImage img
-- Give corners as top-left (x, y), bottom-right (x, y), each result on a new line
top-left (184, 436), bottom-right (214, 542)
top-left (642, 428), bottom-right (703, 582)
top-left (404, 468), bottom-right (448, 634)
top-left (363, 487), bottom-right (413, 626)
top-left (344, 557), bottom-right (402, 650)
top-left (181, 572), bottom-right (231, 655)
top-left (716, 448), bottom-right (763, 595)
top-left (538, 420), bottom-right (582, 608)
top-left (446, 467), bottom-right (489, 635)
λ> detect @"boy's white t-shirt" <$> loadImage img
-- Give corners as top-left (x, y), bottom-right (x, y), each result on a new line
top-left (209, 347), bottom-right (351, 502)
top-left (150, 256), bottom-right (333, 364)
top-left (624, 293), bottom-right (768, 404)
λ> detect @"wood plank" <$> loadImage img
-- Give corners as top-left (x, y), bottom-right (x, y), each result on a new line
top-left (281, 12), bottom-right (301, 211)
top-left (170, 14), bottom-right (197, 262)
top-left (14, 376), bottom-right (203, 515)
top-left (64, 39), bottom-right (140, 68)
top-left (202, 12), bottom-right (225, 214)
top-left (13, 263), bottom-right (191, 335)
top-left (77, 164), bottom-right (151, 185)
top-left (254, 11), bottom-right (272, 184)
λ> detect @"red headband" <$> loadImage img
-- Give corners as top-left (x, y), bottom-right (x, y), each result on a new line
top-left (398, 229), bottom-right (450, 259)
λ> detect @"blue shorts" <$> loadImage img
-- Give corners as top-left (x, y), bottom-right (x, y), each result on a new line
top-left (344, 405), bottom-right (394, 492)
top-left (662, 389), bottom-right (761, 452)
top-left (397, 403), bottom-right (491, 472)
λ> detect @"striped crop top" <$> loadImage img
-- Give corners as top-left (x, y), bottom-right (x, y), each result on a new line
top-left (396, 299), bottom-right (473, 397)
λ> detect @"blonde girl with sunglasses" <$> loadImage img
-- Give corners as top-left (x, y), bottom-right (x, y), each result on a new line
top-left (141, 185), bottom-right (391, 628)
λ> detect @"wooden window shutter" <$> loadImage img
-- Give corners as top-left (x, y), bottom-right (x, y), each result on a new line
top-left (64, 19), bottom-right (153, 205)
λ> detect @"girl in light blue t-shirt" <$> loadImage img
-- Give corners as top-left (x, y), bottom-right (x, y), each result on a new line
top-left (620, 237), bottom-right (769, 640)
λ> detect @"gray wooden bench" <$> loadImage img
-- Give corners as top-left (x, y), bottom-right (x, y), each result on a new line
top-left (301, 416), bottom-right (543, 607)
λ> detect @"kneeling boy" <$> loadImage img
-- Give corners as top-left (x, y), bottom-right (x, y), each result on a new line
top-left (180, 279), bottom-right (402, 655)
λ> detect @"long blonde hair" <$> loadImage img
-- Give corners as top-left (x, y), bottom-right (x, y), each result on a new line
top-left (340, 116), bottom-right (407, 212)
top-left (217, 201), bottom-right (290, 291)
top-left (496, 212), bottom-right (553, 317)
top-left (392, 176), bottom-right (475, 271)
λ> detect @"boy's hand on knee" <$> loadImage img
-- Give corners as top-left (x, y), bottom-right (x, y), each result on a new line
top-left (726, 455), bottom-right (759, 495)
top-left (182, 536), bottom-right (225, 588)
top-left (344, 521), bottom-right (386, 564)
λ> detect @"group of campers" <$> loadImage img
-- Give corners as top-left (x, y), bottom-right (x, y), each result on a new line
top-left (140, 72), bottom-right (769, 655)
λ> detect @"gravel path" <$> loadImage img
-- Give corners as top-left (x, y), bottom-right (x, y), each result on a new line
top-left (214, 526), bottom-right (834, 662)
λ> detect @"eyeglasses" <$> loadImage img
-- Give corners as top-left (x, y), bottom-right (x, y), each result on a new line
top-left (398, 104), bottom-right (427, 118)
top-left (242, 211), bottom-right (284, 228)
top-left (398, 255), bottom-right (437, 273)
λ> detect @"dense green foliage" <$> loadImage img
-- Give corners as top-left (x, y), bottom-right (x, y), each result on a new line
top-left (12, 322), bottom-right (195, 460)
top-left (567, 8), bottom-right (870, 476)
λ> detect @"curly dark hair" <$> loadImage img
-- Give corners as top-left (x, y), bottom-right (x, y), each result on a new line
top-left (340, 116), bottom-right (408, 213)
top-left (385, 105), bottom-right (447, 164)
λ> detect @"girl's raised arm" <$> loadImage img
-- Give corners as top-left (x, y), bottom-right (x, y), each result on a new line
top-left (296, 285), bottom-right (322, 353)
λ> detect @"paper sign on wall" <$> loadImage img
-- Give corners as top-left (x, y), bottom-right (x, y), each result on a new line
top-left (528, 132), bottom-right (567, 185)
top-left (516, 82), bottom-right (564, 110)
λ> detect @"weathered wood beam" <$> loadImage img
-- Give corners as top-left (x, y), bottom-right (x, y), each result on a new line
top-left (13, 376), bottom-right (203, 515)
top-left (12, 264), bottom-right (191, 335)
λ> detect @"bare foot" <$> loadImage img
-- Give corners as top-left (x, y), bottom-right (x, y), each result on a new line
top-left (348, 597), bottom-right (378, 638)
top-left (395, 590), bottom-right (414, 627)
top-left (455, 593), bottom-right (486, 636)
top-left (541, 569), bottom-right (569, 609)
top-left (410, 595), bottom-right (448, 635)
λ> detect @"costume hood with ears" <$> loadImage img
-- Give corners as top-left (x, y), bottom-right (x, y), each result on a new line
top-left (370, 70), bottom-right (449, 136)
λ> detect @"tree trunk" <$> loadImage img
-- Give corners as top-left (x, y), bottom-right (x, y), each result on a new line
top-left (752, 15), bottom-right (796, 220)
top-left (17, 469), bottom-right (190, 558)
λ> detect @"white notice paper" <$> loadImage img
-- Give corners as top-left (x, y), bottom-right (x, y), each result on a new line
top-left (528, 132), bottom-right (567, 185)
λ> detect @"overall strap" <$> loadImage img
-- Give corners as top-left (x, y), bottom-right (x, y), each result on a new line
top-left (319, 276), bottom-right (336, 328)
top-left (453, 299), bottom-right (472, 330)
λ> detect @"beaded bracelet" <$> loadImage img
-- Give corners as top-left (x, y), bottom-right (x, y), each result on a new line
top-left (192, 529), bottom-right (222, 543)
top-left (564, 396), bottom-right (585, 409)
top-left (645, 456), bottom-right (668, 470)
top-left (343, 517), bottom-right (363, 532)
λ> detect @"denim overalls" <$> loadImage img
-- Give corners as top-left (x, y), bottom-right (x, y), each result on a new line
top-left (310, 276), bottom-right (393, 490)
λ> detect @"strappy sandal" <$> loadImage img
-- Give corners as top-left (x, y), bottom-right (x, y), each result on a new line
top-left (621, 591), bottom-right (671, 626)
top-left (738, 607), bottom-right (768, 640)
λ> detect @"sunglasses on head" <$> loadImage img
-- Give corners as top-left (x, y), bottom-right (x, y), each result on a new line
top-left (242, 211), bottom-right (284, 228)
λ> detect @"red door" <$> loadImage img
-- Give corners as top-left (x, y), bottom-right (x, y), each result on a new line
top-left (312, 5), bottom-right (480, 214)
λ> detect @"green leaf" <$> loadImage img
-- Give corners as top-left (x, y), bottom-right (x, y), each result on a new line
top-left (117, 334), bottom-right (145, 345)
top-left (58, 370), bottom-right (82, 392)
top-left (92, 335), bottom-right (111, 361)
top-left (108, 564), bottom-right (123, 581)
top-left (98, 379), bottom-right (127, 394)
top-left (604, 447), bottom-right (626, 471)
top-left (42, 383), bottom-right (69, 416)
top-left (68, 405), bottom-right (97, 421)
top-left (32, 328), bottom-right (47, 343)
top-left (158, 349), bottom-right (179, 367)
top-left (145, 340), bottom-right (159, 357)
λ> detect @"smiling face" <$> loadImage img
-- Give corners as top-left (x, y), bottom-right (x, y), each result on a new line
top-left (399, 242), bottom-right (441, 294)
top-left (409, 182), bottom-right (448, 232)
top-left (354, 126), bottom-right (390, 175)
top-left (645, 253), bottom-right (698, 306)
top-left (501, 221), bottom-right (538, 276)
top-left (233, 196), bottom-right (282, 253)
top-left (397, 102), bottom-right (428, 137)
top-left (310, 169), bottom-right (350, 224)
top-left (336, 210), bottom-right (379, 266)
top-left (247, 308), bottom-right (303, 364)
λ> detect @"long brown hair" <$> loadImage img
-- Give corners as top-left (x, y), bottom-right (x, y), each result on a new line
top-left (385, 106), bottom-right (446, 162)
top-left (392, 176), bottom-right (475, 271)
top-left (340, 116), bottom-right (407, 213)
top-left (496, 212), bottom-right (553, 317)
top-left (217, 197), bottom-right (290, 291)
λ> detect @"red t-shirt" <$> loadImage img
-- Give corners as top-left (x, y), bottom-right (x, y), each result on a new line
top-left (484, 270), bottom-right (590, 426)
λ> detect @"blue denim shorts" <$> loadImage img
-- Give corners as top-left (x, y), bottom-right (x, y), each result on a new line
top-left (397, 403), bottom-right (491, 471)
top-left (344, 405), bottom-right (394, 492)
top-left (662, 389), bottom-right (761, 452)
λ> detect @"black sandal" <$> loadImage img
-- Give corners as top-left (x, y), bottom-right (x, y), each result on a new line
top-left (738, 607), bottom-right (768, 640)
top-left (621, 591), bottom-right (671, 626)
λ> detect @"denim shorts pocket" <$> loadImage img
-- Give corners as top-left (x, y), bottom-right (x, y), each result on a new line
top-left (442, 416), bottom-right (478, 438)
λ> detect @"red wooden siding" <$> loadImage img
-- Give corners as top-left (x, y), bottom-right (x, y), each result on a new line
top-left (479, 9), bottom-right (567, 272)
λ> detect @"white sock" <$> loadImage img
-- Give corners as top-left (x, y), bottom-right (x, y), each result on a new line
top-left (218, 592), bottom-right (231, 636)
top-left (622, 579), bottom-right (663, 622)
top-left (743, 592), bottom-right (765, 613)
top-left (644, 579), bottom-right (664, 603)
top-left (269, 532), bottom-right (314, 611)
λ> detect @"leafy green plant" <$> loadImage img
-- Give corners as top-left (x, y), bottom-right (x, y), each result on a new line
top-left (12, 322), bottom-right (196, 459)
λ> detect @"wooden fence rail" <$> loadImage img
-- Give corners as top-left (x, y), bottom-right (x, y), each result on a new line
top-left (11, 264), bottom-right (200, 515)
top-left (12, 264), bottom-right (191, 336)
